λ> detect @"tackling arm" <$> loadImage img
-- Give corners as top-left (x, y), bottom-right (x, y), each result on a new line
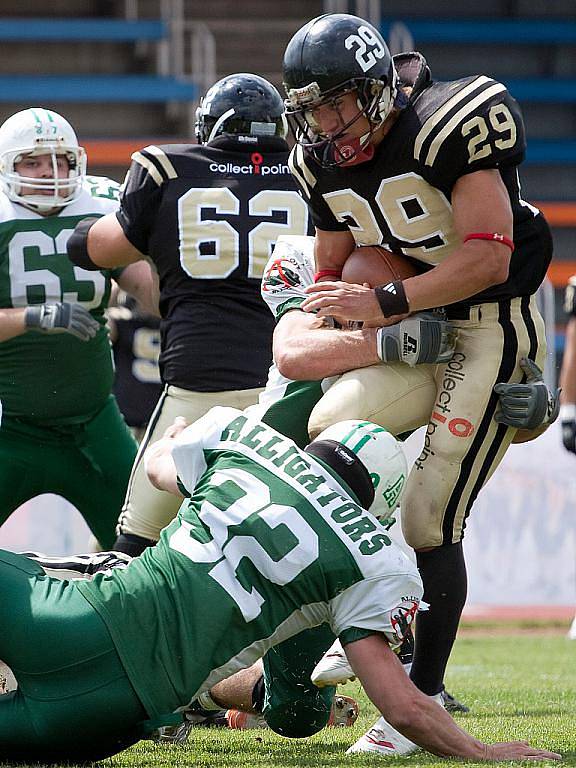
top-left (313, 228), bottom-right (356, 278)
top-left (273, 309), bottom-right (380, 380)
top-left (344, 634), bottom-right (560, 760)
top-left (144, 417), bottom-right (188, 497)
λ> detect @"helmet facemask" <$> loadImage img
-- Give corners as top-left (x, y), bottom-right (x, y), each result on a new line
top-left (1, 144), bottom-right (87, 213)
top-left (285, 71), bottom-right (397, 168)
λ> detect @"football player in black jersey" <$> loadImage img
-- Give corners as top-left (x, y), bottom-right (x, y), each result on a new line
top-left (108, 293), bottom-right (162, 443)
top-left (67, 73), bottom-right (310, 556)
top-left (281, 13), bottom-right (557, 753)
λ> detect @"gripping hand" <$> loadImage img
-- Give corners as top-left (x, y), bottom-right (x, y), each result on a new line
top-left (494, 357), bottom-right (560, 430)
top-left (25, 302), bottom-right (100, 342)
top-left (376, 311), bottom-right (457, 366)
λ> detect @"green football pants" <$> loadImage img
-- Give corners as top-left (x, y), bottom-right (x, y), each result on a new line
top-left (0, 396), bottom-right (138, 549)
top-left (0, 550), bottom-right (148, 763)
top-left (262, 624), bottom-right (336, 738)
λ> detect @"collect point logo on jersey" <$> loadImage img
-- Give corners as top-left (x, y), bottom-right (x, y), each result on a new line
top-left (208, 154), bottom-right (290, 175)
top-left (251, 152), bottom-right (263, 173)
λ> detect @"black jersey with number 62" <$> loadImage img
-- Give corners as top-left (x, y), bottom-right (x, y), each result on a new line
top-left (117, 137), bottom-right (310, 391)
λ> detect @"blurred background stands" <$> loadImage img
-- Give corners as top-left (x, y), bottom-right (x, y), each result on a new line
top-left (0, 0), bottom-right (574, 372)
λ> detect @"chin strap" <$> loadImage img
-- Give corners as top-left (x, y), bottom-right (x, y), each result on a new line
top-left (333, 135), bottom-right (375, 166)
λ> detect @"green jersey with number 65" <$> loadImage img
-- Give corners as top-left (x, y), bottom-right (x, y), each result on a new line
top-left (0, 176), bottom-right (123, 423)
top-left (77, 406), bottom-right (422, 719)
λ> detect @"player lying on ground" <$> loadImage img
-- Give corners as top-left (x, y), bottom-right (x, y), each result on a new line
top-left (0, 408), bottom-right (560, 763)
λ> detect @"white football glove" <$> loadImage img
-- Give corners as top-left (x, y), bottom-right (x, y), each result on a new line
top-left (493, 357), bottom-right (560, 430)
top-left (376, 312), bottom-right (457, 366)
top-left (25, 302), bottom-right (100, 342)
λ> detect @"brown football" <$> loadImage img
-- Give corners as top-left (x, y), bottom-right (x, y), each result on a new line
top-left (342, 246), bottom-right (420, 287)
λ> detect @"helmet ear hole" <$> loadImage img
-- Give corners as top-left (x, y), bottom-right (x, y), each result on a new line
top-left (195, 73), bottom-right (287, 145)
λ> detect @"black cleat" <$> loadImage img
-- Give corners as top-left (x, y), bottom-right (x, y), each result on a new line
top-left (441, 688), bottom-right (470, 713)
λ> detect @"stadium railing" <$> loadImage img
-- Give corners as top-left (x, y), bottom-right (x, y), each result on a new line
top-left (0, 76), bottom-right (197, 102)
top-left (0, 18), bottom-right (166, 41)
top-left (0, 14), bottom-right (215, 131)
top-left (380, 19), bottom-right (576, 45)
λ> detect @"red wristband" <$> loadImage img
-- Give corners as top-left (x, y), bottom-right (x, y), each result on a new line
top-left (463, 232), bottom-right (515, 252)
top-left (314, 269), bottom-right (342, 282)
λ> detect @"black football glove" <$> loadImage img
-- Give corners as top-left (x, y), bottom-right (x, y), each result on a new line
top-left (493, 357), bottom-right (560, 430)
top-left (24, 302), bottom-right (100, 342)
top-left (560, 404), bottom-right (576, 455)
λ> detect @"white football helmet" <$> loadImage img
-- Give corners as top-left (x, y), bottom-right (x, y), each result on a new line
top-left (0, 107), bottom-right (86, 212)
top-left (313, 420), bottom-right (408, 519)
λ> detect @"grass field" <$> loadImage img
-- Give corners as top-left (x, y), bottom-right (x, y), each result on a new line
top-left (87, 631), bottom-right (575, 768)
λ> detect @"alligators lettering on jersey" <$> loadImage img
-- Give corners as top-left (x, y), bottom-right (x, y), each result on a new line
top-left (77, 407), bottom-right (421, 719)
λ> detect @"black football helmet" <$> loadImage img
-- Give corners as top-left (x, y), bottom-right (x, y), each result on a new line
top-left (282, 14), bottom-right (398, 166)
top-left (195, 73), bottom-right (287, 145)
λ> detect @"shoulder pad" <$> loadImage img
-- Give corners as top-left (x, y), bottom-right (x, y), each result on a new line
top-left (413, 77), bottom-right (524, 169)
top-left (393, 52), bottom-right (431, 97)
top-left (130, 145), bottom-right (179, 186)
top-left (261, 235), bottom-right (315, 317)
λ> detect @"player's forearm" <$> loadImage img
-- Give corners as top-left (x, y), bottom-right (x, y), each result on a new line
top-left (274, 326), bottom-right (379, 380)
top-left (385, 693), bottom-right (488, 758)
top-left (116, 260), bottom-right (161, 317)
top-left (144, 439), bottom-right (182, 497)
top-left (403, 241), bottom-right (510, 312)
top-left (314, 228), bottom-right (356, 277)
top-left (345, 635), bottom-right (487, 759)
top-left (0, 308), bottom-right (27, 342)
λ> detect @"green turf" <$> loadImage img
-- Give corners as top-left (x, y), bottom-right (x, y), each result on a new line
top-left (4, 634), bottom-right (576, 767)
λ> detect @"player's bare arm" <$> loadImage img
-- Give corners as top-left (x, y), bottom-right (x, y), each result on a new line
top-left (273, 309), bottom-right (380, 380)
top-left (144, 417), bottom-right (188, 496)
top-left (303, 170), bottom-right (512, 324)
top-left (0, 307), bottom-right (27, 342)
top-left (115, 260), bottom-right (160, 317)
top-left (560, 316), bottom-right (576, 404)
top-left (90, 213), bottom-right (143, 267)
top-left (67, 212), bottom-right (144, 271)
top-left (313, 227), bottom-right (356, 278)
top-left (344, 634), bottom-right (560, 761)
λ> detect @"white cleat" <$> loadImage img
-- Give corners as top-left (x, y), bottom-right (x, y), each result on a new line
top-left (311, 639), bottom-right (355, 687)
top-left (346, 715), bottom-right (420, 756)
top-left (568, 615), bottom-right (576, 640)
top-left (346, 693), bottom-right (444, 756)
top-left (0, 661), bottom-right (16, 694)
